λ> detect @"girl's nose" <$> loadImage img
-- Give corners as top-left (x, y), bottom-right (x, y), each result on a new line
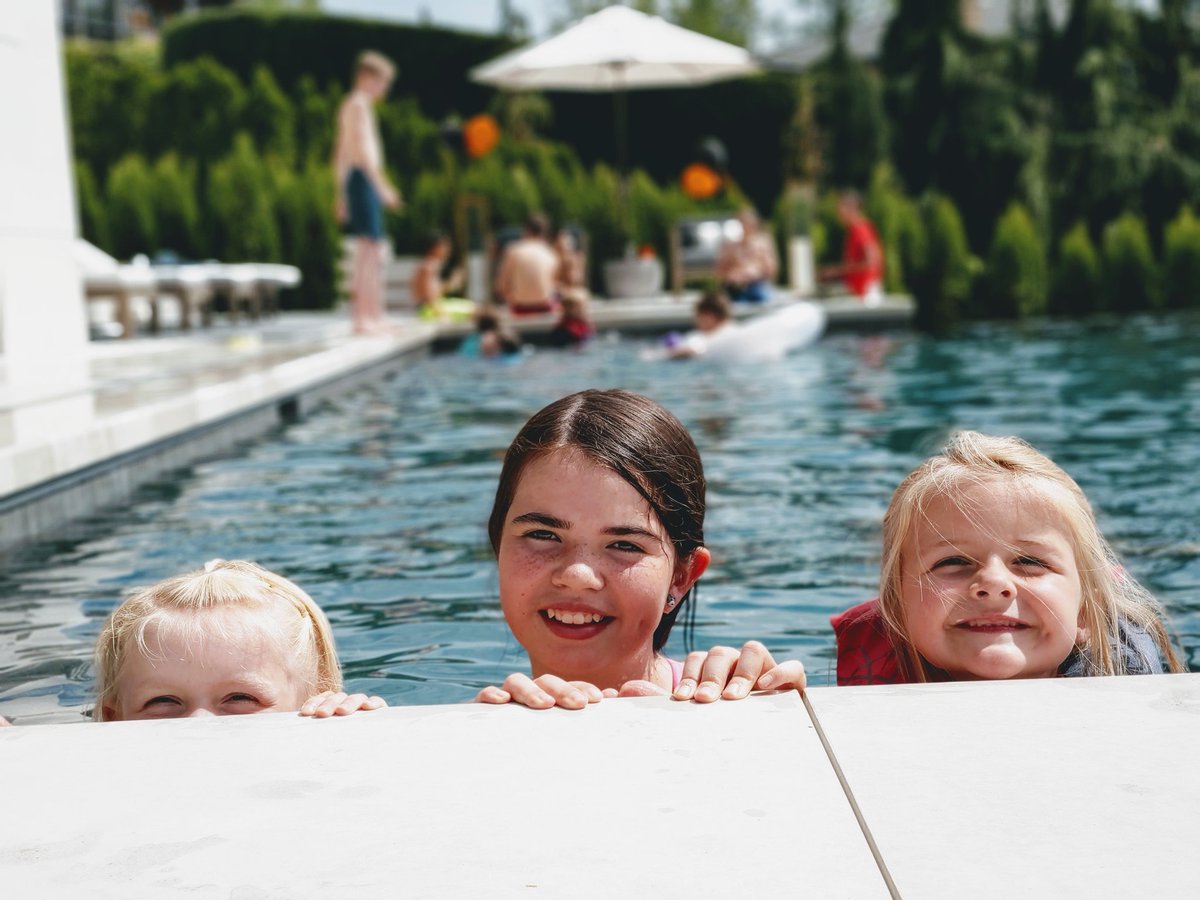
top-left (554, 559), bottom-right (603, 591)
top-left (973, 558), bottom-right (1016, 600)
top-left (186, 707), bottom-right (217, 718)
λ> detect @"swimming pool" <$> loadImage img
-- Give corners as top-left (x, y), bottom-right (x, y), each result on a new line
top-left (2, 313), bottom-right (1198, 722)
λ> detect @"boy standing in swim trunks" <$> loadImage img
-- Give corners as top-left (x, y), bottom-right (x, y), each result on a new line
top-left (333, 50), bottom-right (401, 334)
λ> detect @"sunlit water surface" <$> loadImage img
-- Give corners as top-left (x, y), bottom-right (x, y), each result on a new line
top-left (2, 314), bottom-right (1198, 723)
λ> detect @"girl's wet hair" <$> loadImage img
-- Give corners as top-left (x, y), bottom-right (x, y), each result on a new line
top-left (94, 559), bottom-right (341, 720)
top-left (879, 431), bottom-right (1182, 680)
top-left (488, 389), bottom-right (706, 651)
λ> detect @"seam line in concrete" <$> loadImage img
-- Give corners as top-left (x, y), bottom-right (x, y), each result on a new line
top-left (802, 691), bottom-right (902, 899)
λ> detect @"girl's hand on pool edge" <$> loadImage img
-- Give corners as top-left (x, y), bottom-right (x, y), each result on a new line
top-left (673, 641), bottom-right (806, 702)
top-left (0, 715), bottom-right (11, 727)
top-left (475, 673), bottom-right (604, 710)
top-left (299, 691), bottom-right (387, 718)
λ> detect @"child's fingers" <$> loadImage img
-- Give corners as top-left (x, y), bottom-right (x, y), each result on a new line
top-left (0, 715), bottom-right (11, 727)
top-left (756, 660), bottom-right (807, 693)
top-left (474, 686), bottom-right (512, 704)
top-left (693, 645), bottom-right (741, 703)
top-left (673, 650), bottom-right (710, 700)
top-left (568, 681), bottom-right (605, 704)
top-left (332, 693), bottom-right (386, 715)
top-left (502, 673), bottom-right (556, 709)
top-left (299, 691), bottom-right (338, 717)
top-left (530, 674), bottom-right (589, 710)
top-left (722, 640), bottom-right (776, 700)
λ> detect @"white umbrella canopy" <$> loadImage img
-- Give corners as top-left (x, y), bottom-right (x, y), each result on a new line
top-left (470, 5), bottom-right (759, 92)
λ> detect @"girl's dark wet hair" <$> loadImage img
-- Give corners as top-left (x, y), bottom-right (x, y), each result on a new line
top-left (488, 389), bottom-right (706, 651)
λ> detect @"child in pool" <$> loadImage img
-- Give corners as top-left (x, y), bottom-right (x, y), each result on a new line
top-left (833, 431), bottom-right (1183, 685)
top-left (476, 389), bottom-right (806, 709)
top-left (94, 559), bottom-right (385, 721)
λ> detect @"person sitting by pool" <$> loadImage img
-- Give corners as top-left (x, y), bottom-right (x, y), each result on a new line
top-left (547, 294), bottom-right (594, 347)
top-left (832, 432), bottom-right (1183, 686)
top-left (819, 191), bottom-right (884, 306)
top-left (666, 289), bottom-right (733, 359)
top-left (411, 230), bottom-right (473, 322)
top-left (93, 559), bottom-right (385, 721)
top-left (553, 227), bottom-right (589, 302)
top-left (494, 212), bottom-right (560, 316)
top-left (475, 389), bottom-right (807, 709)
top-left (715, 207), bottom-right (778, 304)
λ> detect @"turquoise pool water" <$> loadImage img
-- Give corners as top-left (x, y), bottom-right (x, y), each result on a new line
top-left (2, 314), bottom-right (1198, 723)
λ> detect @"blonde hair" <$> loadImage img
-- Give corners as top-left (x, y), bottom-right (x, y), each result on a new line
top-left (355, 50), bottom-right (396, 82)
top-left (94, 560), bottom-right (341, 720)
top-left (879, 431), bottom-right (1182, 680)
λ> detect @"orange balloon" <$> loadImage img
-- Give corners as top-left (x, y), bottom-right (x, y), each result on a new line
top-left (464, 114), bottom-right (501, 158)
top-left (681, 163), bottom-right (722, 199)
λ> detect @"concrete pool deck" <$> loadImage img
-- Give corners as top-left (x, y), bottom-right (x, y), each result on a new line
top-left (0, 295), bottom-right (912, 553)
top-left (2, 674), bottom-right (1197, 898)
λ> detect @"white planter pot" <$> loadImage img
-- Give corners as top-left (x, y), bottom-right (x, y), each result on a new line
top-left (603, 258), bottom-right (664, 298)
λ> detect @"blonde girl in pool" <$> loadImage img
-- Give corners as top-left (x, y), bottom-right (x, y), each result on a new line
top-left (95, 560), bottom-right (385, 721)
top-left (476, 389), bottom-right (806, 709)
top-left (832, 431), bottom-right (1183, 684)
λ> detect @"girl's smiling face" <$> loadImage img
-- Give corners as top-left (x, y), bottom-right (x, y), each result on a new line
top-left (900, 482), bottom-right (1085, 681)
top-left (497, 448), bottom-right (708, 689)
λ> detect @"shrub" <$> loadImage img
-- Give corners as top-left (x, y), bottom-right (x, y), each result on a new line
top-left (1050, 222), bottom-right (1102, 315)
top-left (65, 41), bottom-right (156, 177)
top-left (866, 163), bottom-right (921, 294)
top-left (241, 65), bottom-right (295, 162)
top-left (150, 153), bottom-right (202, 259)
top-left (106, 154), bottom-right (157, 259)
top-left (269, 161), bottom-right (340, 309)
top-left (294, 76), bottom-right (339, 165)
top-left (390, 169), bottom-right (455, 255)
top-left (1101, 212), bottom-right (1159, 311)
top-left (1163, 205), bottom-right (1200, 308)
top-left (75, 160), bottom-right (111, 253)
top-left (984, 203), bottom-right (1048, 317)
top-left (145, 56), bottom-right (246, 165)
top-left (207, 133), bottom-right (281, 262)
top-left (576, 164), bottom-right (626, 287)
top-left (910, 193), bottom-right (975, 329)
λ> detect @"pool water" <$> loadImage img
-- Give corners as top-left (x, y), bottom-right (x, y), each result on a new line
top-left (2, 314), bottom-right (1198, 723)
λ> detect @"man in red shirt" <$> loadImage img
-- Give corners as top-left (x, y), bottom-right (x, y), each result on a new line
top-left (821, 191), bottom-right (884, 305)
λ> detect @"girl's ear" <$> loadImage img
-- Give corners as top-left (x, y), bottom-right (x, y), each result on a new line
top-left (1075, 609), bottom-right (1090, 648)
top-left (100, 704), bottom-right (119, 722)
top-left (671, 547), bottom-right (711, 599)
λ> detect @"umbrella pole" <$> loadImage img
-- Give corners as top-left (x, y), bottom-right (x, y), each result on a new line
top-left (612, 63), bottom-right (630, 254)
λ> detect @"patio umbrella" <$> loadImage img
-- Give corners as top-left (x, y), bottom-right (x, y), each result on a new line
top-left (470, 5), bottom-right (759, 175)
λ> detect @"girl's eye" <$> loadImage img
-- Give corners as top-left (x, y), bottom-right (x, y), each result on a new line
top-left (144, 695), bottom-right (180, 709)
top-left (932, 556), bottom-right (970, 570)
top-left (224, 693), bottom-right (260, 705)
top-left (609, 540), bottom-right (645, 554)
top-left (522, 529), bottom-right (559, 542)
top-left (1014, 556), bottom-right (1047, 569)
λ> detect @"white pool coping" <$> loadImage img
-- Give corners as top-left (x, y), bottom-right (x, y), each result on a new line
top-left (2, 675), bottom-right (1196, 898)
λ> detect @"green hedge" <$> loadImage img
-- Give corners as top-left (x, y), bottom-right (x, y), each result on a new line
top-left (1163, 205), bottom-right (1200, 308)
top-left (163, 9), bottom-right (512, 120)
top-left (1050, 222), bottom-right (1102, 315)
top-left (910, 193), bottom-right (976, 329)
top-left (1102, 212), bottom-right (1160, 311)
top-left (985, 203), bottom-right (1048, 317)
top-left (106, 154), bottom-right (158, 260)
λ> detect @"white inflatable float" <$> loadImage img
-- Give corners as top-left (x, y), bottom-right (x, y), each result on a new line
top-left (705, 300), bottom-right (826, 361)
top-left (647, 300), bottom-right (826, 362)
